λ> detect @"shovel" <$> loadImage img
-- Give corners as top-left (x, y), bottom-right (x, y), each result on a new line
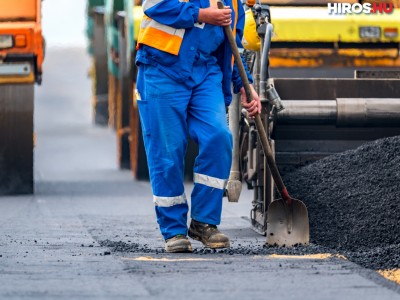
top-left (218, 1), bottom-right (309, 247)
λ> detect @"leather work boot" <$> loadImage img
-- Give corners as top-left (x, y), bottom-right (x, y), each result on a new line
top-left (188, 220), bottom-right (230, 249)
top-left (165, 235), bottom-right (193, 253)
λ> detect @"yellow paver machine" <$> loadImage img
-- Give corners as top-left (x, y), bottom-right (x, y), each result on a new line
top-left (262, 0), bottom-right (400, 67)
top-left (227, 0), bottom-right (400, 242)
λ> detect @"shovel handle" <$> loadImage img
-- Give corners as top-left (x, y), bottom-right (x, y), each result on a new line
top-left (217, 1), bottom-right (291, 203)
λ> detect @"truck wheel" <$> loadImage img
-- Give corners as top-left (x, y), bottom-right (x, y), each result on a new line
top-left (0, 84), bottom-right (34, 195)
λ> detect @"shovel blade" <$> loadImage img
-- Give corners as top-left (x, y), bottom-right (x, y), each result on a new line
top-left (266, 198), bottom-right (310, 247)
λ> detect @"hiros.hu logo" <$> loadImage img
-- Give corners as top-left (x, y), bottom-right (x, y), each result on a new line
top-left (328, 2), bottom-right (394, 14)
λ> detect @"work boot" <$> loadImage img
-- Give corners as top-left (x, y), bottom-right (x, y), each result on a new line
top-left (165, 235), bottom-right (193, 253)
top-left (188, 220), bottom-right (230, 249)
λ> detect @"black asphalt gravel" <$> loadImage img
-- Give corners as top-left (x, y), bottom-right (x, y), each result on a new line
top-left (100, 137), bottom-right (400, 272)
top-left (99, 239), bottom-right (333, 256)
top-left (284, 135), bottom-right (400, 270)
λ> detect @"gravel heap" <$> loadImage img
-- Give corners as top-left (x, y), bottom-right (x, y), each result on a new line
top-left (99, 239), bottom-right (334, 256)
top-left (283, 135), bottom-right (400, 270)
top-left (99, 240), bottom-right (161, 254)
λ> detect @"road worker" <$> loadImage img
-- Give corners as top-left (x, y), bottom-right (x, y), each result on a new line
top-left (136, 0), bottom-right (261, 252)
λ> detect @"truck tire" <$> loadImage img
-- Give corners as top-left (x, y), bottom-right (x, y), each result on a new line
top-left (0, 84), bottom-right (34, 195)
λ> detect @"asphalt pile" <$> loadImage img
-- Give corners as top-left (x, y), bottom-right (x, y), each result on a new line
top-left (283, 135), bottom-right (400, 270)
top-left (99, 240), bottom-right (160, 254)
top-left (100, 238), bottom-right (333, 256)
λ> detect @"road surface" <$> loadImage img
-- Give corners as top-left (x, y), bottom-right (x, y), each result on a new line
top-left (0, 48), bottom-right (399, 300)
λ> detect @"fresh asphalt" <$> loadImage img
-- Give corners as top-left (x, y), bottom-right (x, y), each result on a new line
top-left (0, 48), bottom-right (399, 300)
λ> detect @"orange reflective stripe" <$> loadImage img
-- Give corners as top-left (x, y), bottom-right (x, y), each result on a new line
top-left (137, 16), bottom-right (184, 55)
top-left (138, 26), bottom-right (183, 55)
top-left (232, 0), bottom-right (238, 35)
top-left (231, 0), bottom-right (239, 66)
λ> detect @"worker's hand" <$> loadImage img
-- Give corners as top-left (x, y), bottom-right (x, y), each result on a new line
top-left (198, 7), bottom-right (232, 26)
top-left (240, 85), bottom-right (261, 118)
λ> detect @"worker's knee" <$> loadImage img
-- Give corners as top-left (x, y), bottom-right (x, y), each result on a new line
top-left (206, 125), bottom-right (233, 151)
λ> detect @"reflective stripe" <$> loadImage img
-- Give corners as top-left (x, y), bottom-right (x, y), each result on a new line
top-left (138, 0), bottom-right (239, 57)
top-left (153, 193), bottom-right (187, 207)
top-left (232, 0), bottom-right (238, 38)
top-left (231, 0), bottom-right (239, 67)
top-left (138, 16), bottom-right (185, 55)
top-left (144, 0), bottom-right (188, 10)
top-left (194, 173), bottom-right (227, 190)
top-left (140, 16), bottom-right (185, 38)
top-left (143, 0), bottom-right (161, 10)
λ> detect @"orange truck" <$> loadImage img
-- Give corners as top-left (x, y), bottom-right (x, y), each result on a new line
top-left (0, 0), bottom-right (44, 195)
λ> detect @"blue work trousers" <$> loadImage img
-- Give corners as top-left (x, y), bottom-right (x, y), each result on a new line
top-left (136, 64), bottom-right (233, 240)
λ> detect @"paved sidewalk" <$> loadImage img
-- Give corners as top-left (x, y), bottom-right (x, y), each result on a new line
top-left (0, 48), bottom-right (399, 300)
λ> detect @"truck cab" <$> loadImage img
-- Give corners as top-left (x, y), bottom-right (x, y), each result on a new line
top-left (0, 0), bottom-right (44, 84)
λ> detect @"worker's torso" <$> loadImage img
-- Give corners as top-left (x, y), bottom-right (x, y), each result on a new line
top-left (136, 0), bottom-right (232, 83)
top-left (186, 0), bottom-right (225, 87)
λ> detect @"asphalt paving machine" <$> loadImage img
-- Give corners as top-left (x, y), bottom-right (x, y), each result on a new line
top-left (225, 0), bottom-right (400, 241)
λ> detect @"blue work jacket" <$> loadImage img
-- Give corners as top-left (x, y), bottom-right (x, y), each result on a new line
top-left (136, 0), bottom-right (253, 106)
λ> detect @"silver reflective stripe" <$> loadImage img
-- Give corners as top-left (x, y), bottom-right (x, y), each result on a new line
top-left (140, 18), bottom-right (185, 38)
top-left (153, 193), bottom-right (187, 207)
top-left (143, 0), bottom-right (162, 10)
top-left (194, 173), bottom-right (227, 190)
top-left (144, 0), bottom-right (188, 10)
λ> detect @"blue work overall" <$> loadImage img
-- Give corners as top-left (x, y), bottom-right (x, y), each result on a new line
top-left (136, 20), bottom-right (233, 240)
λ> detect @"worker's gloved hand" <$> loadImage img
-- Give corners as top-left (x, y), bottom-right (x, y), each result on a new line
top-left (240, 84), bottom-right (261, 118)
top-left (198, 7), bottom-right (232, 26)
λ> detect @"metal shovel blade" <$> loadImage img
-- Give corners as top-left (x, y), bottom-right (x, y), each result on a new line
top-left (266, 198), bottom-right (310, 247)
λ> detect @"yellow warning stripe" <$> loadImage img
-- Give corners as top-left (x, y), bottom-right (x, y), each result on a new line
top-left (0, 72), bottom-right (35, 84)
top-left (137, 26), bottom-right (183, 55)
top-left (257, 253), bottom-right (347, 260)
top-left (378, 269), bottom-right (400, 285)
top-left (122, 253), bottom-right (346, 262)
